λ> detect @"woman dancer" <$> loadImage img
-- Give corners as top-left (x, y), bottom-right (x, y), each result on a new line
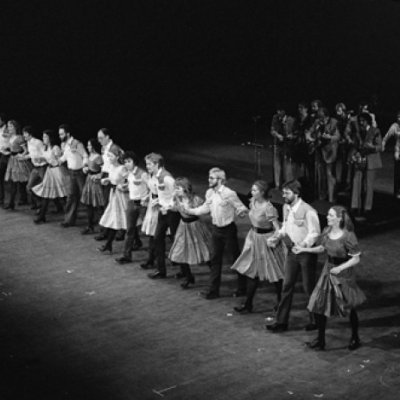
top-left (4, 120), bottom-right (31, 209)
top-left (169, 177), bottom-right (212, 288)
top-left (97, 145), bottom-right (128, 254)
top-left (80, 138), bottom-right (105, 234)
top-left (293, 205), bottom-right (365, 351)
top-left (140, 167), bottom-right (159, 269)
top-left (32, 130), bottom-right (67, 223)
top-left (232, 180), bottom-right (285, 313)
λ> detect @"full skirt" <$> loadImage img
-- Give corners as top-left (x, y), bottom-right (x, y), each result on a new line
top-left (5, 156), bottom-right (32, 182)
top-left (32, 166), bottom-right (68, 198)
top-left (81, 176), bottom-right (105, 207)
top-left (231, 229), bottom-right (286, 282)
top-left (307, 262), bottom-right (366, 317)
top-left (169, 220), bottom-right (212, 265)
top-left (99, 189), bottom-right (128, 230)
top-left (141, 201), bottom-right (159, 236)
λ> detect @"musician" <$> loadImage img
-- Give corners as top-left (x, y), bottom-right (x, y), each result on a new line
top-left (350, 113), bottom-right (382, 220)
top-left (270, 105), bottom-right (295, 188)
top-left (307, 108), bottom-right (340, 203)
top-left (382, 111), bottom-right (400, 199)
top-left (310, 99), bottom-right (323, 123)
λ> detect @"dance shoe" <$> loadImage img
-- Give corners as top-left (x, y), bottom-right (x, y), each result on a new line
top-left (115, 256), bottom-right (132, 265)
top-left (233, 304), bottom-right (253, 314)
top-left (97, 245), bottom-right (112, 255)
top-left (199, 291), bottom-right (220, 300)
top-left (306, 338), bottom-right (325, 351)
top-left (3, 203), bottom-right (15, 210)
top-left (266, 323), bottom-right (288, 333)
top-left (140, 261), bottom-right (154, 270)
top-left (148, 271), bottom-right (166, 279)
top-left (60, 222), bottom-right (75, 228)
top-left (131, 242), bottom-right (143, 251)
top-left (34, 216), bottom-right (46, 224)
top-left (348, 338), bottom-right (361, 351)
top-left (81, 226), bottom-right (94, 235)
top-left (94, 234), bottom-right (107, 241)
top-left (180, 276), bottom-right (195, 289)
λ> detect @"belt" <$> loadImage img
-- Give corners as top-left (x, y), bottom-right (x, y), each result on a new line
top-left (33, 164), bottom-right (47, 168)
top-left (181, 216), bottom-right (199, 223)
top-left (213, 222), bottom-right (235, 229)
top-left (11, 151), bottom-right (23, 156)
top-left (328, 256), bottom-right (348, 265)
top-left (87, 170), bottom-right (100, 175)
top-left (252, 226), bottom-right (273, 234)
top-left (151, 193), bottom-right (158, 199)
top-left (69, 168), bottom-right (83, 173)
top-left (129, 199), bottom-right (141, 205)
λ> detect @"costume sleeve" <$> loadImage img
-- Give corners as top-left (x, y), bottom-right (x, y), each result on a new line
top-left (226, 190), bottom-right (247, 215)
top-left (265, 202), bottom-right (278, 222)
top-left (344, 231), bottom-right (361, 257)
top-left (190, 191), bottom-right (211, 215)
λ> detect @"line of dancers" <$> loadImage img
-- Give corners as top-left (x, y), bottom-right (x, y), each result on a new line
top-left (0, 116), bottom-right (367, 351)
top-left (270, 101), bottom-right (400, 220)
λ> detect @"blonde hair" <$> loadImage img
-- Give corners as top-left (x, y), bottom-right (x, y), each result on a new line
top-left (209, 167), bottom-right (226, 184)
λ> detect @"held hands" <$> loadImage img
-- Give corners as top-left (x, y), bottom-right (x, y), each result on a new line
top-left (266, 236), bottom-right (279, 248)
top-left (82, 166), bottom-right (89, 174)
top-left (101, 178), bottom-right (110, 185)
top-left (291, 245), bottom-right (305, 254)
top-left (330, 266), bottom-right (342, 275)
top-left (238, 209), bottom-right (248, 218)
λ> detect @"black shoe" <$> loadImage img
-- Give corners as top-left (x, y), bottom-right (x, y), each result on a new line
top-left (266, 323), bottom-right (288, 333)
top-left (97, 245), bottom-right (112, 255)
top-left (60, 222), bottom-right (75, 228)
top-left (148, 271), bottom-right (166, 279)
top-left (304, 323), bottom-right (318, 331)
top-left (233, 304), bottom-right (253, 314)
top-left (34, 216), bottom-right (46, 224)
top-left (81, 226), bottom-right (94, 235)
top-left (115, 256), bottom-right (132, 265)
top-left (175, 271), bottom-right (185, 279)
top-left (199, 291), bottom-right (219, 300)
top-left (140, 261), bottom-right (154, 270)
top-left (94, 234), bottom-right (107, 241)
top-left (131, 242), bottom-right (143, 251)
top-left (181, 276), bottom-right (195, 289)
top-left (4, 203), bottom-right (15, 210)
top-left (348, 338), bottom-right (361, 351)
top-left (306, 338), bottom-right (325, 351)
top-left (232, 290), bottom-right (246, 298)
top-left (115, 233), bottom-right (125, 242)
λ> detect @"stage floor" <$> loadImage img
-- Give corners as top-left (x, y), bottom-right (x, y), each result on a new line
top-left (0, 140), bottom-right (399, 400)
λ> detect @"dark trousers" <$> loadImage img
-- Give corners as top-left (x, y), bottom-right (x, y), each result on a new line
top-left (394, 159), bottom-right (400, 197)
top-left (37, 197), bottom-right (64, 219)
top-left (64, 169), bottom-right (85, 225)
top-left (154, 210), bottom-right (181, 274)
top-left (123, 200), bottom-right (143, 258)
top-left (276, 252), bottom-right (317, 325)
top-left (0, 154), bottom-right (9, 203)
top-left (208, 222), bottom-right (244, 295)
top-left (26, 165), bottom-right (46, 207)
top-left (8, 181), bottom-right (28, 206)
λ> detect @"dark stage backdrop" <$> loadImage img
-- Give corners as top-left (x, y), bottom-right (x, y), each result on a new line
top-left (1, 0), bottom-right (400, 151)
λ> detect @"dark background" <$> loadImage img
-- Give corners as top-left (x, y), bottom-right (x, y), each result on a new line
top-left (1, 0), bottom-right (400, 149)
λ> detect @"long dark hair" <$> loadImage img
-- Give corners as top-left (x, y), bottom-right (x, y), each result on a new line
top-left (331, 205), bottom-right (354, 232)
top-left (175, 177), bottom-right (195, 204)
top-left (252, 180), bottom-right (271, 200)
top-left (88, 137), bottom-right (102, 154)
top-left (43, 129), bottom-right (57, 150)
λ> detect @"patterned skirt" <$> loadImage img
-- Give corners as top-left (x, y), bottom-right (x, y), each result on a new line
top-left (81, 175), bottom-right (105, 207)
top-left (231, 229), bottom-right (286, 282)
top-left (99, 188), bottom-right (128, 230)
top-left (5, 156), bottom-right (32, 182)
top-left (307, 262), bottom-right (366, 317)
top-left (32, 166), bottom-right (68, 198)
top-left (169, 219), bottom-right (212, 265)
top-left (141, 201), bottom-right (160, 236)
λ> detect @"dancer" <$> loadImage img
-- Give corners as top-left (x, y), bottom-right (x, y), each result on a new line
top-left (4, 120), bottom-right (31, 209)
top-left (97, 145), bottom-right (128, 254)
top-left (146, 153), bottom-right (181, 279)
top-left (232, 180), bottom-right (285, 313)
top-left (58, 124), bottom-right (88, 227)
top-left (80, 138), bottom-right (105, 234)
top-left (169, 177), bottom-right (212, 289)
top-left (115, 151), bottom-right (149, 264)
top-left (32, 130), bottom-right (67, 223)
top-left (292, 206), bottom-right (365, 351)
top-left (382, 110), bottom-right (400, 199)
top-left (266, 179), bottom-right (320, 332)
top-left (0, 113), bottom-right (10, 206)
top-left (184, 167), bottom-right (248, 299)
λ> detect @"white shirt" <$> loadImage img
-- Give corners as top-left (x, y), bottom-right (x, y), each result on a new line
top-left (191, 185), bottom-right (247, 227)
top-left (0, 125), bottom-right (9, 154)
top-left (156, 168), bottom-right (175, 209)
top-left (101, 140), bottom-right (114, 174)
top-left (279, 199), bottom-right (320, 247)
top-left (127, 167), bottom-right (149, 201)
top-left (60, 137), bottom-right (88, 170)
top-left (27, 137), bottom-right (46, 167)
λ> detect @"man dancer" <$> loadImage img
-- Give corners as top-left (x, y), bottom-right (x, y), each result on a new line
top-left (146, 153), bottom-right (181, 279)
top-left (59, 124), bottom-right (88, 227)
top-left (115, 151), bottom-right (149, 264)
top-left (0, 113), bottom-right (10, 206)
top-left (22, 126), bottom-right (47, 210)
top-left (185, 168), bottom-right (248, 299)
top-left (266, 179), bottom-right (320, 332)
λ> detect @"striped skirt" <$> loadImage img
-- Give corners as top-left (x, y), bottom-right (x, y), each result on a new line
top-left (231, 229), bottom-right (286, 282)
top-left (32, 166), bottom-right (68, 199)
top-left (99, 188), bottom-right (128, 230)
top-left (81, 175), bottom-right (105, 207)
